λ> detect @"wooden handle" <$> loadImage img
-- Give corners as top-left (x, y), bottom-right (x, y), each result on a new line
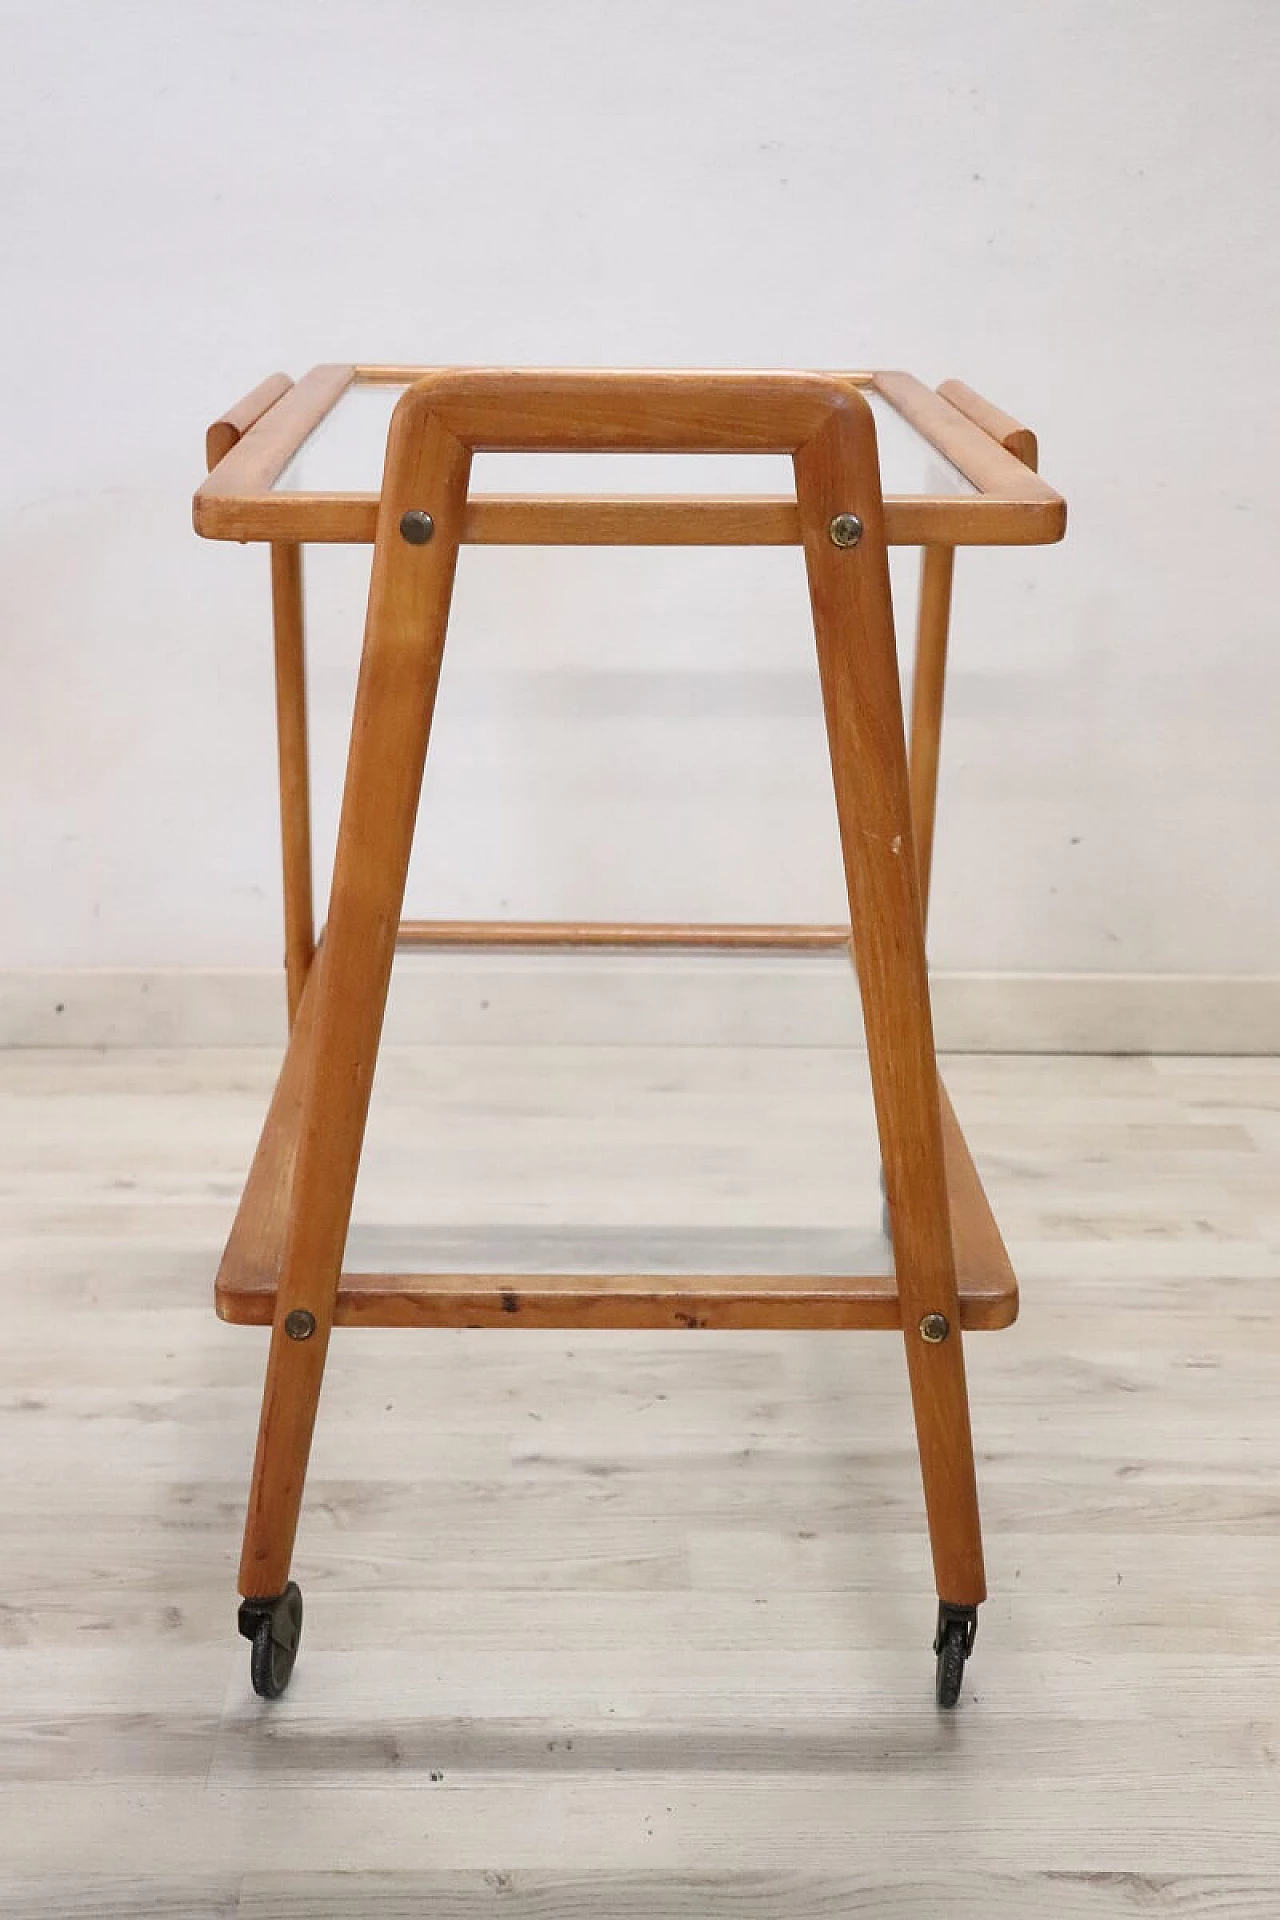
top-left (936, 379), bottom-right (1038, 471)
top-left (205, 372), bottom-right (294, 472)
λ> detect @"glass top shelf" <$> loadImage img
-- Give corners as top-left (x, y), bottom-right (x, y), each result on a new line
top-left (273, 380), bottom-right (976, 500)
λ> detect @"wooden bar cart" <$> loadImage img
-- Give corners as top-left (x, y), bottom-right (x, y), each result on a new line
top-left (195, 365), bottom-right (1064, 1707)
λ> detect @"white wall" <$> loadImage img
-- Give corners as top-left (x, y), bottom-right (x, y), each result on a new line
top-left (2, 0), bottom-right (1277, 983)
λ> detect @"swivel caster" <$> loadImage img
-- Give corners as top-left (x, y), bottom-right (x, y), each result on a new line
top-left (238, 1582), bottom-right (303, 1699)
top-left (933, 1600), bottom-right (978, 1709)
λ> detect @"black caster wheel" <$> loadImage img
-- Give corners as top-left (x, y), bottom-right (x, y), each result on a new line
top-left (238, 1581), bottom-right (303, 1699)
top-left (933, 1600), bottom-right (978, 1709)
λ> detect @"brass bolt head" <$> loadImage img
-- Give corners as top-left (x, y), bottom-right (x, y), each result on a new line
top-left (284, 1309), bottom-right (316, 1341)
top-left (919, 1311), bottom-right (950, 1344)
top-left (828, 512), bottom-right (863, 548)
top-left (399, 510), bottom-right (435, 545)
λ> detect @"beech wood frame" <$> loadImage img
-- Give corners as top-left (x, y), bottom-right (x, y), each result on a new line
top-left (199, 365), bottom-right (1057, 1623)
top-left (200, 363), bottom-right (1054, 970)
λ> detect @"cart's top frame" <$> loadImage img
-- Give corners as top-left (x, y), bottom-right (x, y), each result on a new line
top-left (194, 365), bottom-right (1066, 548)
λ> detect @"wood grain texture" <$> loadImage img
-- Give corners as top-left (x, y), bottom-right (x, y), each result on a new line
top-left (192, 365), bottom-right (1067, 547)
top-left (907, 543), bottom-right (956, 918)
top-left (268, 544), bottom-right (315, 1024)
top-left (8, 1873), bottom-right (1280, 1919)
top-left (904, 381), bottom-right (1040, 929)
top-left (395, 921), bottom-right (852, 951)
top-left (238, 402), bottom-right (474, 1597)
top-left (0, 1043), bottom-right (1277, 1906)
top-left (795, 397), bottom-right (983, 1604)
top-left (229, 370), bottom-right (993, 1607)
top-left (937, 377), bottom-right (1039, 470)
top-left (871, 372), bottom-right (1053, 511)
top-left (219, 1266), bottom-right (1013, 1333)
top-left (192, 488), bottom-right (1058, 551)
top-left (409, 367), bottom-right (850, 452)
top-left (204, 373), bottom-right (292, 472)
top-left (194, 364), bottom-right (355, 516)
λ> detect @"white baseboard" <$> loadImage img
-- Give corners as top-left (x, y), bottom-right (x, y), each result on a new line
top-left (1, 959), bottom-right (1278, 1053)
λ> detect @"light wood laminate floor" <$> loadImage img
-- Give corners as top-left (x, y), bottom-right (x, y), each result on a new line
top-left (0, 1036), bottom-right (1278, 1916)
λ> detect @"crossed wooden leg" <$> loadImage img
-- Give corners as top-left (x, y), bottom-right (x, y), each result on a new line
top-left (795, 415), bottom-right (985, 1625)
top-left (238, 415), bottom-right (472, 1618)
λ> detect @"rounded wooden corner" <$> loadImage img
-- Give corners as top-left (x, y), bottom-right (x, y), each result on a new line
top-left (387, 367), bottom-right (873, 457)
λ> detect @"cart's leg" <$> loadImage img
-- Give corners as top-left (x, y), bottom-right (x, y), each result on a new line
top-left (237, 413), bottom-right (472, 1696)
top-left (907, 544), bottom-right (955, 928)
top-left (795, 416), bottom-right (984, 1706)
top-left (269, 542), bottom-right (316, 1027)
top-left (903, 549), bottom-right (985, 1698)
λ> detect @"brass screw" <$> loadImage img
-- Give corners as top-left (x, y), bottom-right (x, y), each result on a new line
top-left (828, 512), bottom-right (863, 549)
top-left (919, 1311), bottom-right (950, 1344)
top-left (399, 510), bottom-right (435, 545)
top-left (284, 1310), bottom-right (316, 1341)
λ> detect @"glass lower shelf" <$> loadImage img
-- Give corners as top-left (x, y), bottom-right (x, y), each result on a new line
top-left (214, 950), bottom-right (1015, 1332)
top-left (345, 952), bottom-right (887, 1279)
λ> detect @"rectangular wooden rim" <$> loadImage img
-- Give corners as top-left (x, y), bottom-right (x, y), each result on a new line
top-left (214, 959), bottom-right (1017, 1333)
top-left (193, 365), bottom-right (1066, 548)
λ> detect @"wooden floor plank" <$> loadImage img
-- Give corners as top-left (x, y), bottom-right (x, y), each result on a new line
top-left (0, 1035), bottom-right (1276, 1905)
